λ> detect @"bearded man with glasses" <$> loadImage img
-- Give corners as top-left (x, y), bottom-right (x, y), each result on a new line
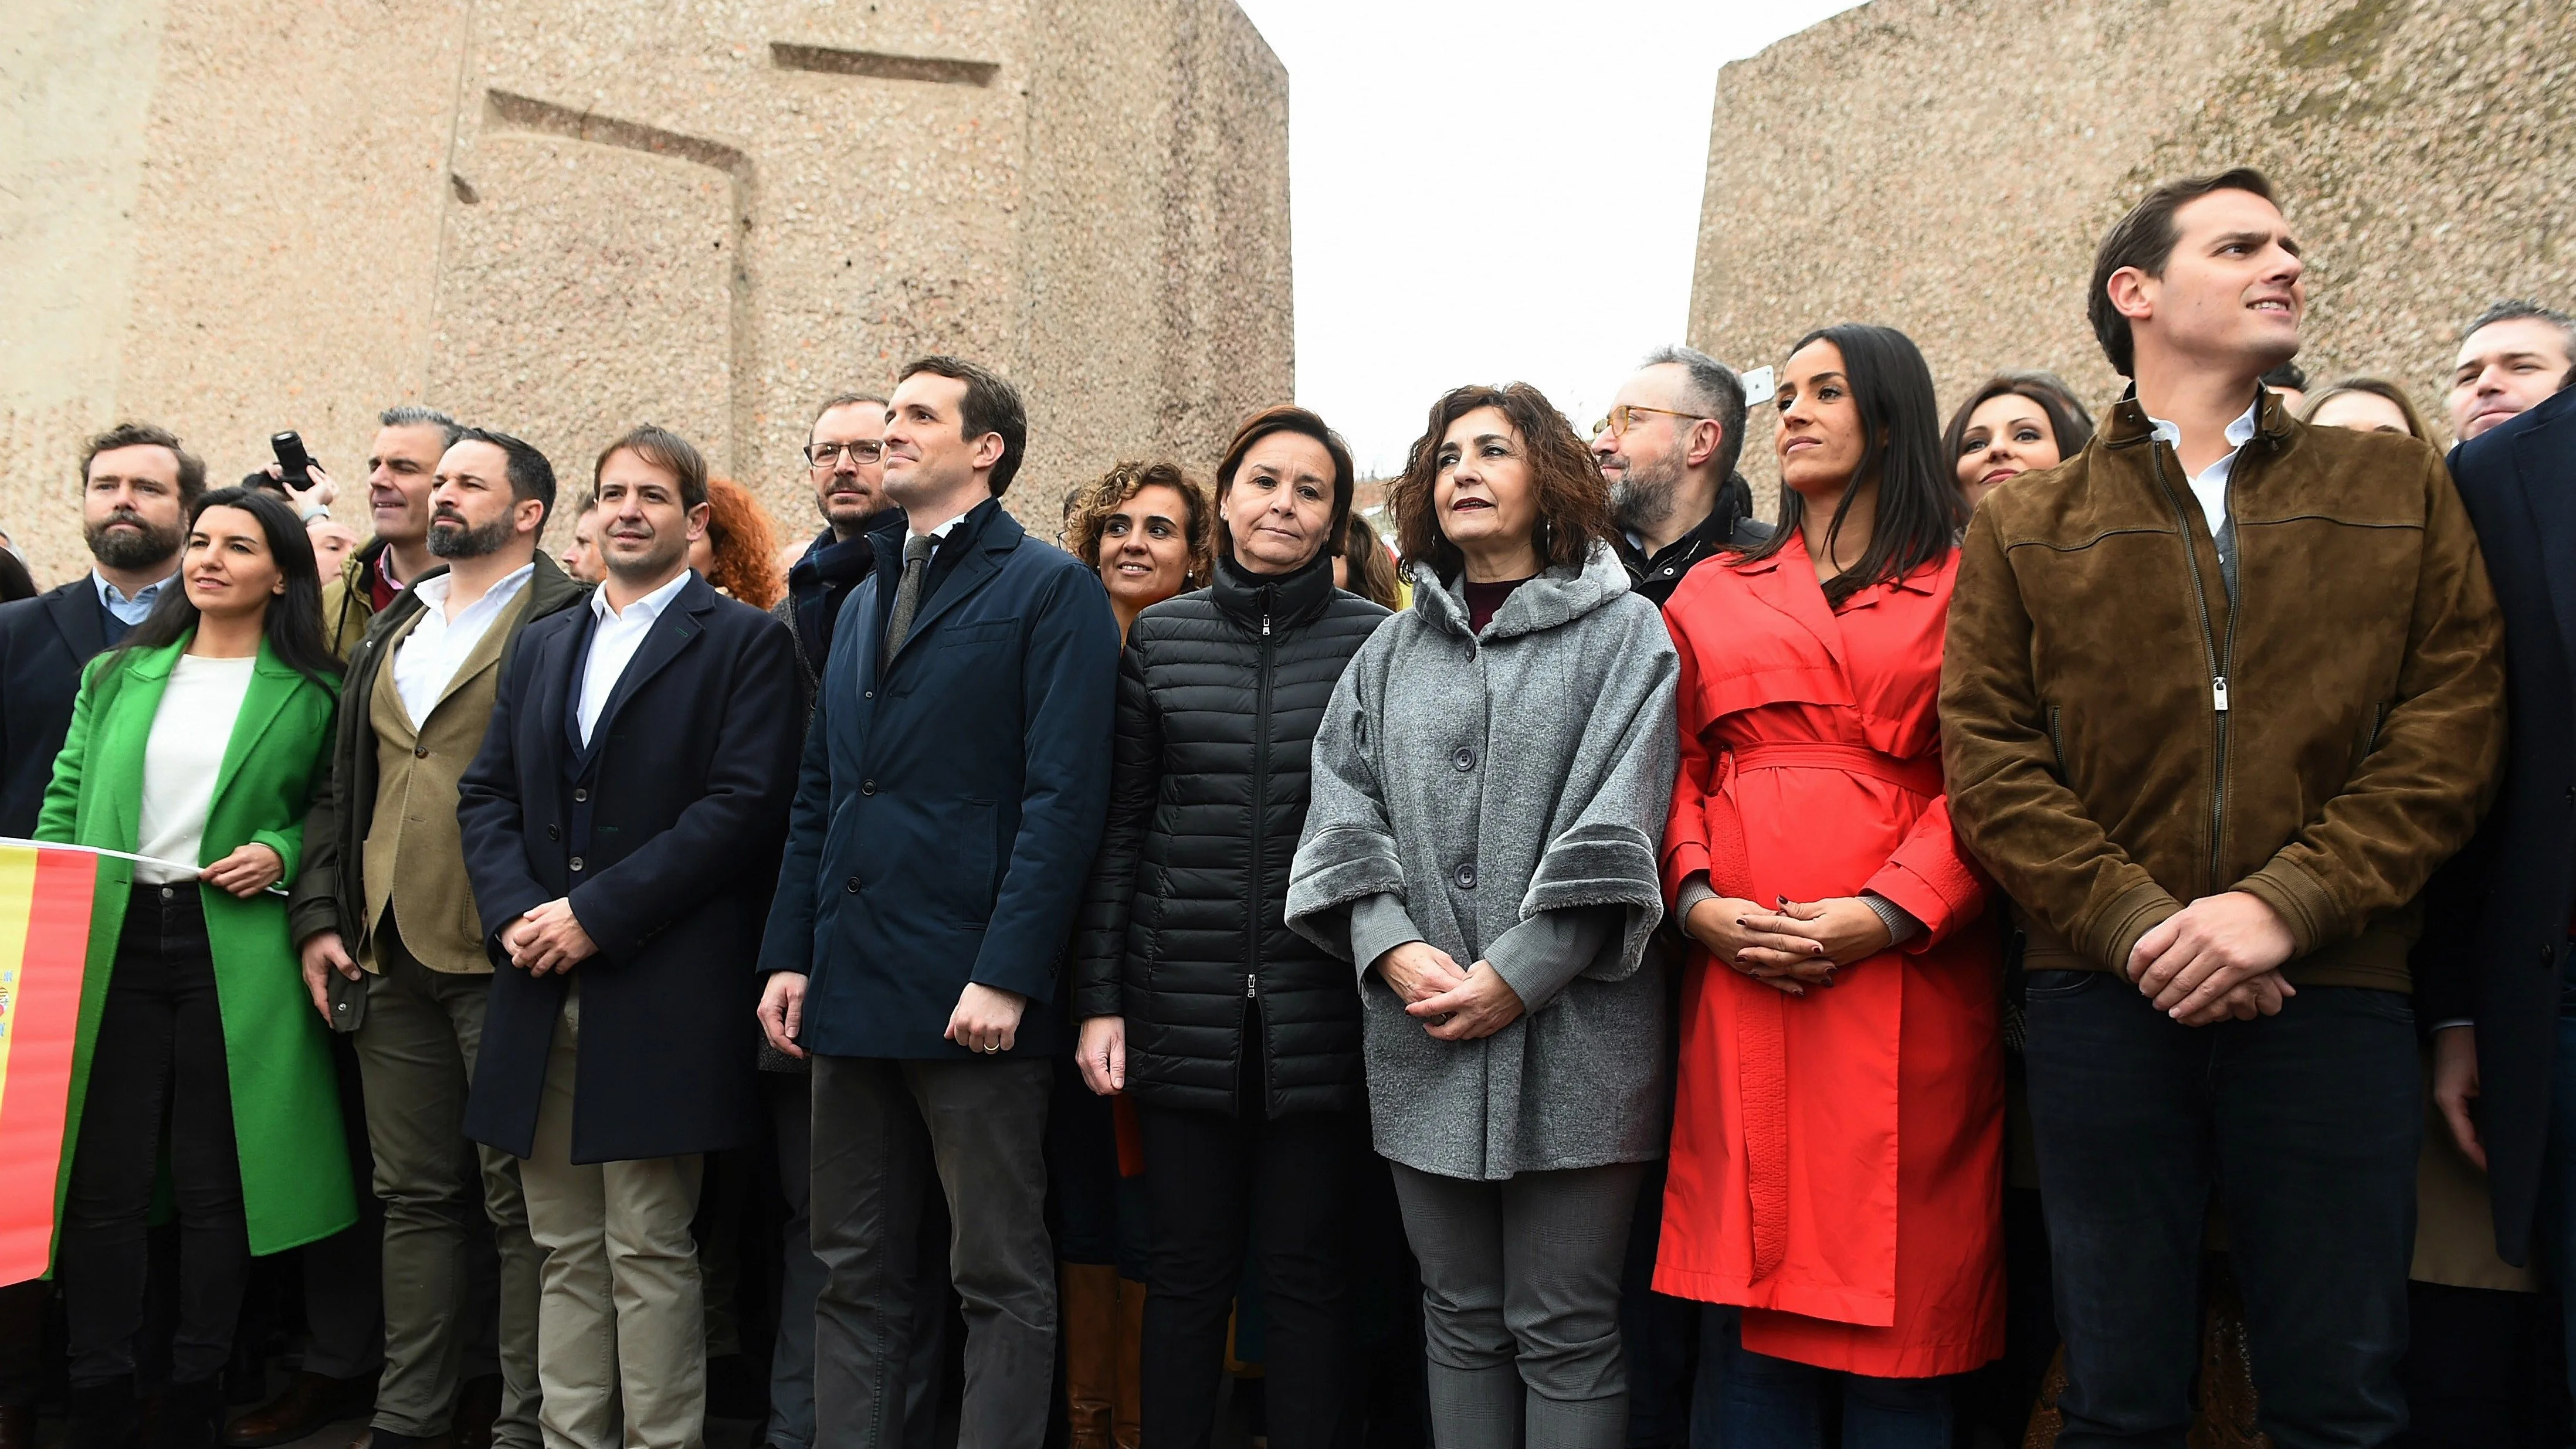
top-left (1591, 347), bottom-right (1768, 610)
top-left (778, 393), bottom-right (903, 704)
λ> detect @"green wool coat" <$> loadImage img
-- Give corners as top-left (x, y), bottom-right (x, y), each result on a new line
top-left (36, 635), bottom-right (355, 1260)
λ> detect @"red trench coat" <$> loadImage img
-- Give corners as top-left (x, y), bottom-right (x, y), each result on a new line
top-left (1652, 537), bottom-right (2004, 1377)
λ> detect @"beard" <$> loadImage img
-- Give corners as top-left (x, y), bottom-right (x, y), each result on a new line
top-left (86, 511), bottom-right (182, 571)
top-left (1609, 448), bottom-right (1684, 535)
top-left (428, 513), bottom-right (513, 559)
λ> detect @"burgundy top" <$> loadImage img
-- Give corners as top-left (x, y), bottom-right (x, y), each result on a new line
top-left (1463, 576), bottom-right (1533, 634)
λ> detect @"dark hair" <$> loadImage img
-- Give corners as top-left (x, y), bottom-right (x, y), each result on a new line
top-left (453, 426), bottom-right (558, 527)
top-left (379, 404), bottom-right (463, 449)
top-left (1641, 344), bottom-right (1750, 483)
top-left (1340, 513), bottom-right (1404, 610)
top-left (1736, 325), bottom-right (1962, 609)
top-left (80, 422), bottom-right (206, 506)
top-left (2258, 361), bottom-right (2307, 392)
top-left (1214, 406), bottom-right (1357, 562)
top-left (1066, 461), bottom-right (1214, 590)
top-left (593, 425), bottom-right (709, 511)
top-left (116, 487), bottom-right (339, 684)
top-left (700, 477), bottom-right (785, 609)
top-left (1389, 383), bottom-right (1614, 580)
top-left (2299, 377), bottom-right (2433, 442)
top-left (1940, 371), bottom-right (2097, 488)
top-left (897, 356), bottom-right (1028, 496)
top-left (808, 392), bottom-right (890, 437)
top-left (2090, 167), bottom-right (2277, 377)
top-left (2458, 298), bottom-right (2576, 357)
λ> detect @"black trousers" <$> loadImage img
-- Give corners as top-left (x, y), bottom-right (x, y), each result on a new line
top-left (2023, 973), bottom-right (2419, 1449)
top-left (1137, 1075), bottom-right (1361, 1449)
top-left (59, 885), bottom-right (250, 1389)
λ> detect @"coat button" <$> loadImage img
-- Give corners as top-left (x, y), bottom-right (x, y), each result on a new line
top-left (570, 856), bottom-right (584, 873)
top-left (861, 779), bottom-right (876, 795)
top-left (574, 788), bottom-right (589, 803)
top-left (1453, 746), bottom-right (1475, 772)
top-left (547, 824), bottom-right (559, 840)
top-left (845, 877), bottom-right (862, 894)
top-left (864, 689), bottom-right (875, 700)
top-left (414, 745), bottom-right (429, 758)
top-left (1455, 862), bottom-right (1477, 890)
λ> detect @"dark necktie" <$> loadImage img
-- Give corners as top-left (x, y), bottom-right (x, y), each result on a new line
top-left (884, 532), bottom-right (936, 656)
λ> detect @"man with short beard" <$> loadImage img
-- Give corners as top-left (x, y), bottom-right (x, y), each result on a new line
top-left (1592, 346), bottom-right (1765, 608)
top-left (776, 392), bottom-right (901, 703)
top-left (0, 422), bottom-right (197, 1449)
top-left (290, 429), bottom-right (588, 1449)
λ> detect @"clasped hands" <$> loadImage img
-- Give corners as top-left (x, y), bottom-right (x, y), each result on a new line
top-left (1683, 895), bottom-right (1892, 996)
top-left (501, 897), bottom-right (596, 976)
top-left (1374, 942), bottom-right (1524, 1041)
top-left (2122, 891), bottom-right (2296, 1025)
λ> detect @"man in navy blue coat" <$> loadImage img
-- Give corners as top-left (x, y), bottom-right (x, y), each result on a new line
top-left (2423, 334), bottom-right (2576, 1424)
top-left (757, 357), bottom-right (1119, 1449)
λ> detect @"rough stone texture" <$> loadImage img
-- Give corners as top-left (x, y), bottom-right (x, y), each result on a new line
top-left (1, 0), bottom-right (1292, 582)
top-left (1691, 0), bottom-right (2576, 512)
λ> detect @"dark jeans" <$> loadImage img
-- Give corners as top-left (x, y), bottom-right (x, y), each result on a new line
top-left (2022, 972), bottom-right (2419, 1449)
top-left (809, 1055), bottom-right (1052, 1449)
top-left (1136, 1095), bottom-right (1362, 1449)
top-left (1719, 1324), bottom-right (1951, 1449)
top-left (59, 885), bottom-right (249, 1389)
top-left (1621, 1157), bottom-right (1700, 1448)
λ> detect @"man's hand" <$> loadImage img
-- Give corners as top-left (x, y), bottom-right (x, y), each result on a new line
top-left (1374, 941), bottom-right (1468, 1005)
top-left (297, 930), bottom-right (361, 1022)
top-left (2127, 891), bottom-right (2297, 1022)
top-left (265, 459), bottom-right (339, 515)
top-left (200, 842), bottom-right (284, 898)
top-left (758, 972), bottom-right (809, 1060)
top-left (945, 982), bottom-right (1028, 1054)
top-left (2433, 1024), bottom-right (2485, 1170)
top-left (1077, 1015), bottom-right (1127, 1095)
top-left (509, 897), bottom-right (597, 976)
top-left (2171, 968), bottom-right (2295, 1026)
top-left (1406, 962), bottom-right (1526, 1041)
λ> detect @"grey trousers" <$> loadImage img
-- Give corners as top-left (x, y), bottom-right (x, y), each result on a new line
top-left (1388, 1159), bottom-right (1649, 1449)
top-left (810, 1054), bottom-right (1053, 1449)
top-left (353, 932), bottom-right (541, 1448)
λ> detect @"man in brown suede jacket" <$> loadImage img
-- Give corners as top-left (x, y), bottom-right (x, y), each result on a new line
top-left (1942, 169), bottom-right (2506, 1448)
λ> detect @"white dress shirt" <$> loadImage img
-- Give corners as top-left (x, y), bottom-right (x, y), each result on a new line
top-left (2147, 399), bottom-right (2260, 536)
top-left (135, 654), bottom-right (258, 883)
top-left (391, 564), bottom-right (535, 726)
top-left (577, 568), bottom-right (693, 746)
top-left (93, 571), bottom-right (174, 628)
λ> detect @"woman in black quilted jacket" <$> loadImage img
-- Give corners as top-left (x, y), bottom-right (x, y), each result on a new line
top-left (1075, 405), bottom-right (1391, 1448)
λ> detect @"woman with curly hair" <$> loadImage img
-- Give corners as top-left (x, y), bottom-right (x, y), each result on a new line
top-left (686, 476), bottom-right (785, 609)
top-left (1064, 461), bottom-right (1215, 640)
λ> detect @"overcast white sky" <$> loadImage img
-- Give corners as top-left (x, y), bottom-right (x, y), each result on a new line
top-left (1231, 0), bottom-right (1868, 476)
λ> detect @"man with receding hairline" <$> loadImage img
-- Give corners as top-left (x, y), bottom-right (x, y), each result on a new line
top-left (2445, 299), bottom-right (2576, 443)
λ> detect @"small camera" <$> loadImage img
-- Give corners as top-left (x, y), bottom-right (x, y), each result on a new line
top-left (271, 430), bottom-right (316, 488)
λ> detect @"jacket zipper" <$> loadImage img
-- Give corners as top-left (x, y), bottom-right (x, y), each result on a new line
top-left (2047, 704), bottom-right (2065, 772)
top-left (2144, 439), bottom-right (2236, 896)
top-left (1243, 592), bottom-right (1275, 1110)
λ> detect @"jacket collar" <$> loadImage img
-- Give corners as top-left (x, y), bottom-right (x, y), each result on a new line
top-left (1408, 541), bottom-right (1633, 642)
top-left (109, 633), bottom-right (311, 844)
top-left (1211, 549), bottom-right (1336, 630)
top-left (2100, 380), bottom-right (2292, 451)
top-left (870, 497), bottom-right (1019, 666)
top-left (794, 510), bottom-right (903, 595)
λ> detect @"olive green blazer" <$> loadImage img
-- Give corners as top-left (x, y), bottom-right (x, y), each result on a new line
top-left (36, 634), bottom-right (355, 1259)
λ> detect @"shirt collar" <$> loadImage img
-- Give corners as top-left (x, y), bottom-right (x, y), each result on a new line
top-left (417, 562), bottom-right (535, 615)
top-left (2145, 398), bottom-right (2262, 456)
top-left (93, 570), bottom-right (172, 606)
top-left (590, 566), bottom-right (693, 623)
top-left (907, 503), bottom-right (977, 543)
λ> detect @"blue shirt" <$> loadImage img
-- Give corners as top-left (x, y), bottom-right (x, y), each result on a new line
top-left (93, 571), bottom-right (173, 627)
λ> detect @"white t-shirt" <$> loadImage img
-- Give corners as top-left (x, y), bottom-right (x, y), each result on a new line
top-left (135, 654), bottom-right (259, 884)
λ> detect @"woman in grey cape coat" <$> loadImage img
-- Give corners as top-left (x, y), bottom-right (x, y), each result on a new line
top-left (1287, 383), bottom-right (1680, 1448)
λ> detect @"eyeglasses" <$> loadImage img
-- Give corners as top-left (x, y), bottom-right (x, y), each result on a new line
top-left (804, 440), bottom-right (885, 469)
top-left (1590, 405), bottom-right (1712, 439)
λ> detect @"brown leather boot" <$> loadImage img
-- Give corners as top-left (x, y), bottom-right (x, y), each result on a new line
top-left (1059, 1264), bottom-right (1119, 1449)
top-left (223, 1371), bottom-right (377, 1448)
top-left (1111, 1278), bottom-right (1145, 1449)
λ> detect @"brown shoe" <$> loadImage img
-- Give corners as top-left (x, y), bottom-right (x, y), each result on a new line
top-left (223, 1372), bottom-right (377, 1448)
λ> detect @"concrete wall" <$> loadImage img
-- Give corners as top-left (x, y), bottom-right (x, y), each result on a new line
top-left (1690, 0), bottom-right (2576, 508)
top-left (0, 0), bottom-right (1293, 582)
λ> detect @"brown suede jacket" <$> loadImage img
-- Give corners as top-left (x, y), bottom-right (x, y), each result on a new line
top-left (1941, 387), bottom-right (2506, 992)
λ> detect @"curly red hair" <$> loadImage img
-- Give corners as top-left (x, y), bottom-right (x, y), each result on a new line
top-left (699, 476), bottom-right (785, 609)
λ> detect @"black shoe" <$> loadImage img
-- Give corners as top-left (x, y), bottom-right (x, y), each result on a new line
top-left (69, 1377), bottom-right (138, 1449)
top-left (154, 1379), bottom-right (221, 1449)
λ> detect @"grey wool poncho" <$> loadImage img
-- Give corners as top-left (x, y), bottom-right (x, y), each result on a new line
top-left (1286, 542), bottom-right (1680, 1180)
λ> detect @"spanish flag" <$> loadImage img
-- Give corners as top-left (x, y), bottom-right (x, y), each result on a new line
top-left (0, 843), bottom-right (99, 1284)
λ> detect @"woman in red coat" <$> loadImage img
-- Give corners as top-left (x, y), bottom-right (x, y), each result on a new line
top-left (1656, 324), bottom-right (2004, 1445)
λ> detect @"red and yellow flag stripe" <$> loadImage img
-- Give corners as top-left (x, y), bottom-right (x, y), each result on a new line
top-left (0, 844), bottom-right (97, 1284)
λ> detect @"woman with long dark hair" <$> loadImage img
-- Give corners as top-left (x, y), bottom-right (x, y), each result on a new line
top-left (39, 487), bottom-right (354, 1449)
top-left (1656, 326), bottom-right (2004, 1445)
top-left (1943, 371), bottom-right (2096, 511)
top-left (1289, 384), bottom-right (1679, 1445)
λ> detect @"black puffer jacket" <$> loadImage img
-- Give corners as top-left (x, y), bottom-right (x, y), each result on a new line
top-left (1075, 551), bottom-right (1389, 1117)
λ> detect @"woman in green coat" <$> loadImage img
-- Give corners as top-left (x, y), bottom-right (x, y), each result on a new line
top-left (38, 487), bottom-right (354, 1449)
